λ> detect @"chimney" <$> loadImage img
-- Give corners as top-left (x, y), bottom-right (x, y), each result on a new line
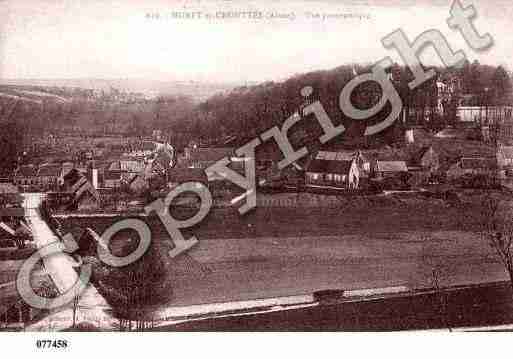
top-left (405, 128), bottom-right (414, 144)
top-left (92, 168), bottom-right (98, 189)
top-left (88, 161), bottom-right (99, 189)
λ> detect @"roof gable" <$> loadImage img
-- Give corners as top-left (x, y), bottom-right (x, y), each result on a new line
top-left (73, 180), bottom-right (100, 204)
top-left (63, 168), bottom-right (82, 184)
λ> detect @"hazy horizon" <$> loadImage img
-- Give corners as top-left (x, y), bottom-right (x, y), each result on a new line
top-left (1, 0), bottom-right (512, 84)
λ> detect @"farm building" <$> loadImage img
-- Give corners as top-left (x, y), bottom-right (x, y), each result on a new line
top-left (14, 164), bottom-right (67, 191)
top-left (305, 151), bottom-right (360, 190)
top-left (13, 166), bottom-right (38, 189)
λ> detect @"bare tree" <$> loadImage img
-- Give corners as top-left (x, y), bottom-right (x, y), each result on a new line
top-left (419, 240), bottom-right (452, 331)
top-left (481, 193), bottom-right (513, 294)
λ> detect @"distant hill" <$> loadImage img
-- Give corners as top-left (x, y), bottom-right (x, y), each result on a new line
top-left (0, 78), bottom-right (240, 102)
top-left (0, 86), bottom-right (72, 104)
top-left (0, 61), bottom-right (509, 147)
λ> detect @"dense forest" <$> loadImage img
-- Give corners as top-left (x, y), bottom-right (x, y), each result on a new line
top-left (173, 60), bottom-right (512, 148)
top-left (0, 60), bottom-right (511, 172)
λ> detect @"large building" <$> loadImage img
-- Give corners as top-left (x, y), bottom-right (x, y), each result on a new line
top-left (305, 151), bottom-right (360, 190)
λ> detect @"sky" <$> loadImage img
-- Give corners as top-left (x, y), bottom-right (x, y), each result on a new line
top-left (0, 0), bottom-right (512, 84)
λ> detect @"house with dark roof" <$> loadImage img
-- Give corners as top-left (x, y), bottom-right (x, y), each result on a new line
top-left (72, 181), bottom-right (101, 211)
top-left (62, 168), bottom-right (82, 189)
top-left (305, 151), bottom-right (360, 190)
top-left (37, 164), bottom-right (63, 190)
top-left (62, 169), bottom-right (101, 210)
top-left (13, 165), bottom-right (38, 189)
top-left (14, 164), bottom-right (65, 191)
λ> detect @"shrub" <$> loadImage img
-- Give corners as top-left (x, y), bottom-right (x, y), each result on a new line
top-left (91, 238), bottom-right (170, 320)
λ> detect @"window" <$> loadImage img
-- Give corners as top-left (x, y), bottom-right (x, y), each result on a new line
top-left (334, 174), bottom-right (342, 182)
top-left (311, 173), bottom-right (320, 181)
top-left (326, 174), bottom-right (333, 181)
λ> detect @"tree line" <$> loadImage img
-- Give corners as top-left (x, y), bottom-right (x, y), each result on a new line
top-left (0, 61), bottom-right (511, 164)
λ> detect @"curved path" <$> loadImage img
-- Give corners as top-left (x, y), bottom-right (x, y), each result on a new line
top-left (21, 193), bottom-right (115, 331)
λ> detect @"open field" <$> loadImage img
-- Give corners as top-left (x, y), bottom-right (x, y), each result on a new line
top-left (57, 192), bottom-right (488, 240)
top-left (53, 192), bottom-right (512, 311)
top-left (160, 281), bottom-right (513, 331)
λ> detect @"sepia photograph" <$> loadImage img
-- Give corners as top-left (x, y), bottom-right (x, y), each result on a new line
top-left (1, 0), bottom-right (513, 355)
